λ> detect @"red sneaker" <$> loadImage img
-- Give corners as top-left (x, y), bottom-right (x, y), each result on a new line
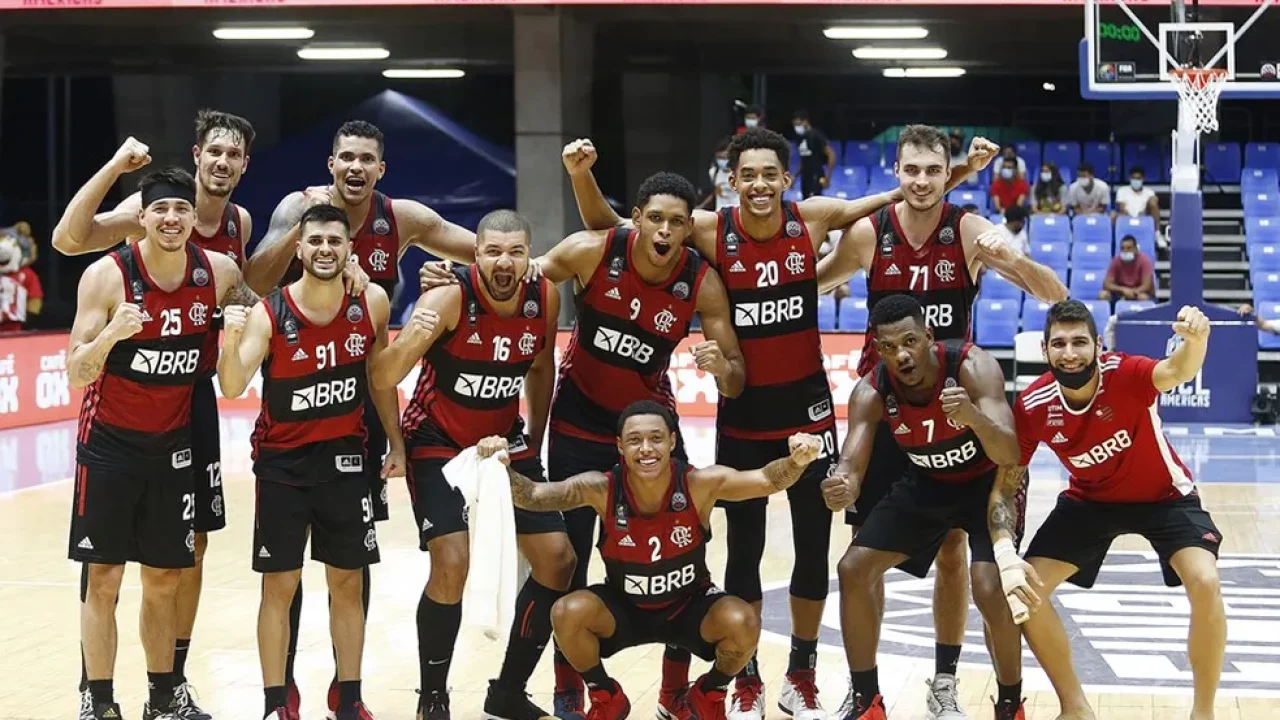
top-left (586, 681), bottom-right (631, 720)
top-left (326, 680), bottom-right (340, 719)
top-left (285, 683), bottom-right (301, 720)
top-left (351, 702), bottom-right (376, 720)
top-left (657, 655), bottom-right (691, 720)
top-left (685, 681), bottom-right (727, 720)
top-left (993, 697), bottom-right (1026, 720)
top-left (845, 694), bottom-right (886, 720)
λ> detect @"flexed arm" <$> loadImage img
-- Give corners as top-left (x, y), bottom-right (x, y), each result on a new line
top-left (52, 138), bottom-right (151, 255)
top-left (476, 436), bottom-right (609, 515)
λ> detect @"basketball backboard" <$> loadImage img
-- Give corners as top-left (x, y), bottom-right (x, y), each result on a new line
top-left (1081, 0), bottom-right (1278, 100)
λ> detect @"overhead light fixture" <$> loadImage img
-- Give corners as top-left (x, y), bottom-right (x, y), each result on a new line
top-left (383, 68), bottom-right (466, 79)
top-left (297, 46), bottom-right (389, 61)
top-left (213, 27), bottom-right (315, 41)
top-left (883, 67), bottom-right (967, 78)
top-left (1043, 81), bottom-right (1057, 91)
top-left (824, 26), bottom-right (928, 40)
top-left (854, 47), bottom-right (947, 60)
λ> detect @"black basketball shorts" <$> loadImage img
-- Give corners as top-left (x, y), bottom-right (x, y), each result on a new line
top-left (363, 399), bottom-right (390, 522)
top-left (845, 420), bottom-right (909, 527)
top-left (68, 457), bottom-right (197, 570)
top-left (586, 583), bottom-right (727, 662)
top-left (714, 422), bottom-right (838, 511)
top-left (191, 378), bottom-right (226, 534)
top-left (251, 471), bottom-right (381, 574)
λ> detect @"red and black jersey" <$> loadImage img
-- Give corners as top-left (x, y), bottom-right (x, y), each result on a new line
top-left (188, 203), bottom-right (243, 378)
top-left (250, 286), bottom-right (376, 484)
top-left (598, 458), bottom-right (711, 610)
top-left (402, 265), bottom-right (549, 459)
top-left (282, 190), bottom-right (399, 296)
top-left (858, 202), bottom-right (978, 377)
top-left (552, 227), bottom-right (706, 443)
top-left (712, 202), bottom-right (831, 440)
top-left (867, 340), bottom-right (995, 483)
top-left (77, 242), bottom-right (217, 467)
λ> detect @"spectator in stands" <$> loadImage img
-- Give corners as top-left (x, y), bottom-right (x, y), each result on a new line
top-left (0, 233), bottom-right (42, 333)
top-left (1114, 165), bottom-right (1161, 226)
top-left (948, 128), bottom-right (968, 167)
top-left (736, 104), bottom-right (765, 134)
top-left (1099, 234), bottom-right (1154, 303)
top-left (990, 156), bottom-right (1030, 213)
top-left (704, 138), bottom-right (738, 210)
top-left (1068, 161), bottom-right (1110, 214)
top-left (997, 145), bottom-right (1027, 178)
top-left (993, 204), bottom-right (1031, 256)
top-left (791, 109), bottom-right (836, 199)
top-left (1032, 162), bottom-right (1068, 214)
top-left (1238, 304), bottom-right (1280, 334)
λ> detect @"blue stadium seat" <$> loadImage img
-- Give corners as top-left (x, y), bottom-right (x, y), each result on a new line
top-left (1245, 143), bottom-right (1280, 172)
top-left (1043, 142), bottom-right (1082, 175)
top-left (1073, 215), bottom-right (1113, 247)
top-left (1082, 300), bottom-right (1113, 332)
top-left (1246, 217), bottom-right (1280, 244)
top-left (1251, 271), bottom-right (1280, 303)
top-left (1114, 216), bottom-right (1157, 258)
top-left (838, 298), bottom-right (868, 332)
top-left (1249, 243), bottom-right (1280, 273)
top-left (829, 166), bottom-right (869, 197)
top-left (1256, 302), bottom-right (1280, 349)
top-left (1244, 191), bottom-right (1280, 218)
top-left (783, 187), bottom-right (803, 203)
top-left (1123, 141), bottom-right (1164, 180)
top-left (1058, 166), bottom-right (1074, 185)
top-left (1115, 300), bottom-right (1156, 317)
top-left (844, 142), bottom-right (880, 168)
top-left (1030, 214), bottom-right (1070, 244)
top-left (987, 212), bottom-right (1005, 225)
top-left (868, 167), bottom-right (898, 194)
top-left (1242, 168), bottom-right (1280, 193)
top-left (975, 300), bottom-right (1019, 347)
top-left (1069, 270), bottom-right (1106, 298)
top-left (848, 269), bottom-right (868, 299)
top-left (1014, 141), bottom-right (1041, 174)
top-left (949, 189), bottom-right (988, 210)
top-left (1071, 242), bottom-right (1113, 273)
top-left (818, 295), bottom-right (838, 330)
top-left (1082, 142), bottom-right (1118, 182)
top-left (981, 271), bottom-right (1023, 301)
top-left (1021, 298), bottom-right (1053, 333)
top-left (1031, 242), bottom-right (1070, 276)
top-left (882, 142), bottom-right (898, 166)
top-left (1203, 143), bottom-right (1242, 184)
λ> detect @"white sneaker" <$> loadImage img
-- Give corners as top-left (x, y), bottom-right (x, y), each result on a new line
top-left (777, 671), bottom-right (826, 720)
top-left (78, 688), bottom-right (94, 720)
top-left (727, 679), bottom-right (765, 720)
top-left (925, 675), bottom-right (968, 720)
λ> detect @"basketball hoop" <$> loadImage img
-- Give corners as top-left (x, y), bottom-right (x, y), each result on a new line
top-left (1170, 67), bottom-right (1228, 133)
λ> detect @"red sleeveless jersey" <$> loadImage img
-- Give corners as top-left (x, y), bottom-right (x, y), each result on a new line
top-left (77, 242), bottom-right (217, 466)
top-left (250, 286), bottom-right (376, 483)
top-left (598, 458), bottom-right (712, 610)
top-left (402, 265), bottom-right (549, 459)
top-left (188, 203), bottom-right (243, 378)
top-left (552, 227), bottom-right (706, 443)
top-left (858, 203), bottom-right (978, 378)
top-left (282, 191), bottom-right (399, 296)
top-left (867, 340), bottom-right (995, 483)
top-left (713, 202), bottom-right (831, 440)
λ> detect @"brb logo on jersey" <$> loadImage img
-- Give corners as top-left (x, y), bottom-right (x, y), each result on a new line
top-left (906, 439), bottom-right (978, 469)
top-left (623, 564), bottom-right (697, 597)
top-left (129, 348), bottom-right (201, 376)
top-left (453, 373), bottom-right (524, 400)
top-left (593, 327), bottom-right (654, 364)
top-left (1068, 429), bottom-right (1132, 468)
top-left (290, 377), bottom-right (358, 412)
top-left (734, 296), bottom-right (804, 327)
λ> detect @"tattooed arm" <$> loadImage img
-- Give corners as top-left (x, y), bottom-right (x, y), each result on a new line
top-left (242, 192), bottom-right (308, 295)
top-left (210, 252), bottom-right (260, 308)
top-left (509, 467), bottom-right (609, 515)
top-left (697, 433), bottom-right (824, 503)
top-left (988, 465), bottom-right (1027, 546)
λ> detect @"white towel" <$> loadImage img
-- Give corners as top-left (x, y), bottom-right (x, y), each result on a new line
top-left (443, 447), bottom-right (528, 642)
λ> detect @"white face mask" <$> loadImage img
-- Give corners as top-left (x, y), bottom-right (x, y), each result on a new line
top-left (1120, 251), bottom-right (1135, 262)
top-left (793, 124), bottom-right (806, 136)
top-left (716, 158), bottom-right (728, 169)
top-left (1040, 171), bottom-right (1052, 183)
top-left (1131, 179), bottom-right (1144, 190)
top-left (744, 118), bottom-right (759, 128)
top-left (1000, 168), bottom-right (1014, 180)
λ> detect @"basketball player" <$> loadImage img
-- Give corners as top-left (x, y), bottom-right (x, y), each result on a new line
top-left (55, 112), bottom-right (259, 720)
top-left (820, 295), bottom-right (1027, 720)
top-left (558, 132), bottom-right (995, 719)
top-left (369, 209), bottom-right (569, 720)
top-left (248, 120), bottom-right (479, 716)
top-left (68, 168), bottom-right (259, 720)
top-left (422, 171), bottom-right (746, 719)
top-left (218, 204), bottom-right (397, 720)
top-left (474, 400), bottom-right (824, 720)
top-left (814, 124), bottom-right (1066, 719)
top-left (990, 300), bottom-right (1223, 720)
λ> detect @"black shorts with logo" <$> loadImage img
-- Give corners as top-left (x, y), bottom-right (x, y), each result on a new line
top-left (587, 583), bottom-right (727, 662)
top-left (190, 378), bottom-right (226, 533)
top-left (407, 419), bottom-right (564, 548)
top-left (845, 420), bottom-right (909, 527)
top-left (853, 468), bottom-right (999, 578)
top-left (364, 399), bottom-right (390, 522)
top-left (1025, 492), bottom-right (1223, 588)
top-left (68, 456), bottom-right (196, 570)
top-left (714, 421), bottom-right (838, 511)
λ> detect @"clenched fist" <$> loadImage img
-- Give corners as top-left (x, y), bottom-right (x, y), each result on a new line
top-left (302, 185), bottom-right (333, 208)
top-left (1172, 304), bottom-right (1210, 341)
top-left (974, 228), bottom-right (1016, 264)
top-left (403, 307), bottom-right (440, 341)
top-left (476, 435), bottom-right (511, 466)
top-left (419, 260), bottom-right (458, 292)
top-left (105, 303), bottom-right (145, 343)
top-left (940, 385), bottom-right (978, 427)
top-left (967, 137), bottom-right (1001, 173)
top-left (820, 470), bottom-right (858, 511)
top-left (112, 137), bottom-right (151, 174)
top-left (221, 304), bottom-right (249, 344)
top-left (691, 339), bottom-right (731, 378)
top-left (787, 432), bottom-right (822, 468)
top-left (562, 139), bottom-right (598, 176)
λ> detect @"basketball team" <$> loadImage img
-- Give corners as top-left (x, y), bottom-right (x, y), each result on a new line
top-left (55, 111), bottom-right (1226, 720)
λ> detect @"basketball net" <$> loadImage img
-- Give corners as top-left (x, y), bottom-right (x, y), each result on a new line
top-left (1170, 67), bottom-right (1228, 134)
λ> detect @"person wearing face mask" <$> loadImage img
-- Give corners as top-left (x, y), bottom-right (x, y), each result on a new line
top-left (1100, 235), bottom-right (1154, 304)
top-left (707, 138), bottom-right (739, 210)
top-left (989, 157), bottom-right (1030, 214)
top-left (737, 104), bottom-right (765, 134)
top-left (1114, 166), bottom-right (1161, 225)
top-left (1032, 163), bottom-right (1068, 214)
top-left (994, 205), bottom-right (1031, 257)
top-left (1067, 162), bottom-right (1110, 215)
top-left (791, 110), bottom-right (836, 199)
top-left (997, 147), bottom-right (1027, 179)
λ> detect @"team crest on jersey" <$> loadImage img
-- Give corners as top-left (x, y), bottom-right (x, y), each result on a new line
top-left (368, 248), bottom-right (390, 273)
top-left (346, 304), bottom-right (364, 324)
top-left (189, 301), bottom-right (209, 327)
top-left (192, 268), bottom-right (209, 287)
top-left (372, 217), bottom-right (391, 236)
top-left (227, 218), bottom-right (238, 239)
top-left (934, 258), bottom-right (956, 283)
top-left (364, 529), bottom-right (378, 551)
top-left (671, 491), bottom-right (688, 511)
top-left (523, 299), bottom-right (539, 318)
top-left (785, 220), bottom-right (803, 238)
top-left (672, 281), bottom-right (690, 300)
top-left (653, 308), bottom-right (677, 334)
top-left (518, 332), bottom-right (537, 356)
top-left (345, 333), bottom-right (366, 357)
top-left (1096, 405), bottom-right (1114, 422)
top-left (670, 525), bottom-right (694, 547)
top-left (785, 251), bottom-right (806, 275)
top-left (186, 529), bottom-right (195, 553)
top-left (938, 226), bottom-right (957, 245)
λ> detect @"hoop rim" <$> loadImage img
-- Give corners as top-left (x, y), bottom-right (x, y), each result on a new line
top-left (1170, 67), bottom-right (1230, 90)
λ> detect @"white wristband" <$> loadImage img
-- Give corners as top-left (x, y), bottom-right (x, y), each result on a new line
top-left (993, 538), bottom-right (1019, 567)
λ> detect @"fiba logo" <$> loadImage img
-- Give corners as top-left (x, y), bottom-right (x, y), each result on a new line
top-left (372, 218), bottom-right (391, 236)
top-left (192, 268), bottom-right (209, 287)
top-left (227, 219), bottom-right (238, 239)
top-left (367, 248), bottom-right (390, 273)
top-left (345, 333), bottom-right (367, 358)
top-left (785, 251), bottom-right (806, 276)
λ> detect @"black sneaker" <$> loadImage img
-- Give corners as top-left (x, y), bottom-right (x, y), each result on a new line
top-left (173, 682), bottom-right (213, 720)
top-left (482, 679), bottom-right (553, 720)
top-left (417, 689), bottom-right (450, 720)
top-left (142, 701), bottom-right (179, 720)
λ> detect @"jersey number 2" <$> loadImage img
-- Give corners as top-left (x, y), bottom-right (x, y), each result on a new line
top-left (649, 536), bottom-right (662, 561)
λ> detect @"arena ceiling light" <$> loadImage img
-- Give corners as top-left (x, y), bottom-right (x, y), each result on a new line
top-left (824, 26), bottom-right (928, 40)
top-left (383, 68), bottom-right (466, 79)
top-left (213, 27), bottom-right (315, 41)
top-left (854, 47), bottom-right (948, 60)
top-left (883, 67), bottom-right (967, 78)
top-left (297, 46), bottom-right (390, 61)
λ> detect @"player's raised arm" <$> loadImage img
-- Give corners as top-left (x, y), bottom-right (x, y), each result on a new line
top-left (690, 269), bottom-right (746, 398)
top-left (1152, 305), bottom-right (1211, 392)
top-left (68, 258), bottom-right (141, 389)
top-left (395, 198), bottom-right (478, 264)
top-left (961, 212), bottom-right (1068, 303)
top-left (369, 284), bottom-right (457, 390)
top-left (52, 139), bottom-right (150, 255)
top-left (476, 435), bottom-right (609, 514)
top-left (799, 191), bottom-right (897, 236)
top-left (699, 433), bottom-right (823, 502)
top-left (243, 191), bottom-right (309, 295)
top-left (822, 379), bottom-right (885, 511)
top-left (209, 251), bottom-right (259, 308)
top-left (534, 229), bottom-right (610, 286)
top-left (524, 284), bottom-right (561, 454)
top-left (217, 301), bottom-right (270, 399)
top-left (563, 139), bottom-right (629, 231)
top-left (816, 216), bottom-right (873, 294)
top-left (946, 347), bottom-right (1020, 467)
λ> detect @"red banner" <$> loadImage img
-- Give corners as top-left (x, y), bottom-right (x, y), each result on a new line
top-left (1, 0), bottom-right (1267, 9)
top-left (0, 329), bottom-right (865, 430)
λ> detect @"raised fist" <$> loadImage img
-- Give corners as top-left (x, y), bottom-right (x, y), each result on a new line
top-left (113, 137), bottom-right (152, 174)
top-left (476, 435), bottom-right (511, 466)
top-left (1172, 305), bottom-right (1210, 340)
top-left (691, 339), bottom-right (730, 378)
top-left (820, 471), bottom-right (857, 511)
top-left (967, 137), bottom-right (1001, 172)
top-left (562, 139), bottom-right (598, 175)
top-left (302, 185), bottom-right (333, 208)
top-left (404, 307), bottom-right (440, 340)
top-left (222, 304), bottom-right (249, 343)
top-left (787, 432), bottom-right (822, 468)
top-left (106, 302), bottom-right (145, 342)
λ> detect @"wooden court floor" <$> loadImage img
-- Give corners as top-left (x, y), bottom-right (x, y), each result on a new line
top-left (1, 417), bottom-right (1277, 720)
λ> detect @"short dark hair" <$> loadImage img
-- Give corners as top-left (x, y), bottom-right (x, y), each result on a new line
top-left (714, 136), bottom-right (731, 153)
top-left (333, 120), bottom-right (385, 158)
top-left (744, 104), bottom-right (763, 117)
top-left (727, 127), bottom-right (791, 172)
top-left (962, 203), bottom-right (980, 213)
top-left (792, 109), bottom-right (809, 122)
top-left (298, 204), bottom-right (351, 236)
top-left (617, 400), bottom-right (678, 435)
top-left (194, 109), bottom-right (256, 152)
top-left (897, 124), bottom-right (951, 165)
top-left (1043, 299), bottom-right (1098, 344)
top-left (1078, 162), bottom-right (1095, 175)
top-left (1005, 204), bottom-right (1028, 222)
top-left (476, 209), bottom-right (532, 244)
top-left (634, 172), bottom-right (698, 215)
top-left (869, 294), bottom-right (926, 332)
top-left (138, 168), bottom-right (196, 201)
top-left (1130, 166), bottom-right (1145, 176)
top-left (1119, 234), bottom-right (1138, 248)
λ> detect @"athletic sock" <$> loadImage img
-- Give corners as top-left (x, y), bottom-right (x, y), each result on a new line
top-left (173, 639), bottom-right (191, 685)
top-left (788, 635), bottom-right (818, 673)
top-left (417, 594), bottom-right (462, 695)
top-left (497, 578), bottom-right (562, 689)
top-left (936, 643), bottom-right (962, 677)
